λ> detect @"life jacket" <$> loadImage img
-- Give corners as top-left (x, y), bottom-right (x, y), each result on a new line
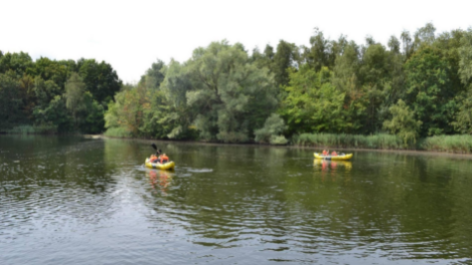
top-left (159, 154), bottom-right (169, 163)
top-left (150, 155), bottom-right (158, 162)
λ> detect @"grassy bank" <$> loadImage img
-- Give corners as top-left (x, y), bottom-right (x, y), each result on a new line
top-left (291, 133), bottom-right (472, 154)
top-left (103, 127), bottom-right (132, 138)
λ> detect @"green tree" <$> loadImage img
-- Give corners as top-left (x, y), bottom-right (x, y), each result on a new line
top-left (383, 99), bottom-right (422, 146)
top-left (151, 60), bottom-right (195, 139)
top-left (185, 41), bottom-right (278, 142)
top-left (404, 46), bottom-right (456, 136)
top-left (358, 42), bottom-right (391, 133)
top-left (65, 73), bottom-right (86, 126)
top-left (401, 30), bottom-right (414, 59)
top-left (254, 113), bottom-right (288, 145)
top-left (454, 28), bottom-right (472, 133)
top-left (39, 95), bottom-right (73, 132)
top-left (0, 52), bottom-right (34, 77)
top-left (272, 40), bottom-right (300, 88)
top-left (280, 66), bottom-right (355, 135)
top-left (414, 23), bottom-right (436, 47)
top-left (331, 41), bottom-right (367, 133)
top-left (34, 57), bottom-right (76, 89)
top-left (77, 92), bottom-right (104, 133)
top-left (304, 28), bottom-right (331, 71)
top-left (140, 59), bottom-right (166, 89)
top-left (78, 59), bottom-right (122, 104)
top-left (0, 71), bottom-right (22, 129)
top-left (34, 76), bottom-right (62, 108)
top-left (105, 82), bottom-right (151, 136)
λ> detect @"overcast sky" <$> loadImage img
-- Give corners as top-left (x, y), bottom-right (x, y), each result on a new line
top-left (2, 0), bottom-right (472, 84)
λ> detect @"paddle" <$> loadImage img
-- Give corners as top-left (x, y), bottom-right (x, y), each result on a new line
top-left (151, 143), bottom-right (162, 156)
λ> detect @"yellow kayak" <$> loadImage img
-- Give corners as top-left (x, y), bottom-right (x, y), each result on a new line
top-left (314, 153), bottom-right (353, 161)
top-left (145, 158), bottom-right (175, 170)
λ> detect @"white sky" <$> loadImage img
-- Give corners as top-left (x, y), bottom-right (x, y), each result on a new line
top-left (2, 0), bottom-right (472, 84)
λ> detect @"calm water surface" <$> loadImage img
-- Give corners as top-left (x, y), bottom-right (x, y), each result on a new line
top-left (1, 135), bottom-right (472, 264)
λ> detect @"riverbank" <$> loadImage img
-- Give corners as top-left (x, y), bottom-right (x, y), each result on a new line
top-left (0, 125), bottom-right (58, 135)
top-left (87, 133), bottom-right (472, 159)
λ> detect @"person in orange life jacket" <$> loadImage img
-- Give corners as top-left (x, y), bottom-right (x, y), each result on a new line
top-left (322, 150), bottom-right (328, 156)
top-left (150, 148), bottom-right (161, 163)
top-left (150, 154), bottom-right (158, 162)
top-left (331, 151), bottom-right (338, 156)
top-left (157, 149), bottom-right (169, 164)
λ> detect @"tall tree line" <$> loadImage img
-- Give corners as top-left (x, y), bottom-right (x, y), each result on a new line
top-left (3, 23), bottom-right (472, 144)
top-left (105, 23), bottom-right (472, 144)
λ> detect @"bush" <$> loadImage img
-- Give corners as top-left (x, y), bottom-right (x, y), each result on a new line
top-left (254, 114), bottom-right (287, 145)
top-left (217, 131), bottom-right (249, 143)
top-left (383, 99), bottom-right (422, 147)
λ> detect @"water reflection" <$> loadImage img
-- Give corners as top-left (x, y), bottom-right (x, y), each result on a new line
top-left (148, 169), bottom-right (173, 195)
top-left (314, 159), bottom-right (352, 171)
top-left (2, 136), bottom-right (472, 264)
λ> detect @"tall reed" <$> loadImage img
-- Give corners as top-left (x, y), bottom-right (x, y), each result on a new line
top-left (420, 135), bottom-right (472, 154)
top-left (291, 133), bottom-right (405, 150)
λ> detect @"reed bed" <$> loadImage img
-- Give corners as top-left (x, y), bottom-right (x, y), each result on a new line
top-left (291, 133), bottom-right (406, 150)
top-left (420, 135), bottom-right (472, 154)
top-left (292, 133), bottom-right (472, 154)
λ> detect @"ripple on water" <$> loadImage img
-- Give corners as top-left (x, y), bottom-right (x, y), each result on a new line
top-left (184, 167), bottom-right (213, 173)
top-left (3, 137), bottom-right (472, 264)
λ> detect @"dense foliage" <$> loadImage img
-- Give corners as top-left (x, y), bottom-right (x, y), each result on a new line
top-left (0, 52), bottom-right (121, 133)
top-left (105, 41), bottom-right (282, 143)
top-left (3, 23), bottom-right (472, 150)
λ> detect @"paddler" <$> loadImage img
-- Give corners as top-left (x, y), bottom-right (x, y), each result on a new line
top-left (157, 149), bottom-right (169, 164)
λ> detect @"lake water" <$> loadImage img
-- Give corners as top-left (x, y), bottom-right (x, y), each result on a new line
top-left (1, 135), bottom-right (472, 264)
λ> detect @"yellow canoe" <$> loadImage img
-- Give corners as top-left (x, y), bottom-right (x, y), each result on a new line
top-left (314, 153), bottom-right (353, 161)
top-left (145, 158), bottom-right (175, 170)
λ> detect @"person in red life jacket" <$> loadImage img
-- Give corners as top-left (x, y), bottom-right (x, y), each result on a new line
top-left (322, 150), bottom-right (328, 156)
top-left (331, 151), bottom-right (338, 156)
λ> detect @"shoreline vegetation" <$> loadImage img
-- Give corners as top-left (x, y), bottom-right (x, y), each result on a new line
top-left (3, 23), bottom-right (472, 156)
top-left (100, 133), bottom-right (472, 156)
top-left (5, 129), bottom-right (472, 156)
